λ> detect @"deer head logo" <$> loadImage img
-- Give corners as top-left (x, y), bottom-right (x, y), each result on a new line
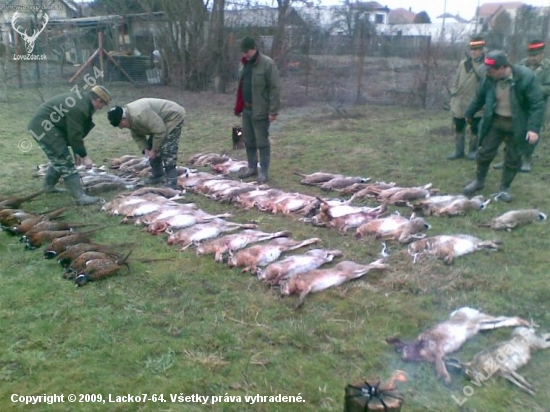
top-left (11, 11), bottom-right (49, 54)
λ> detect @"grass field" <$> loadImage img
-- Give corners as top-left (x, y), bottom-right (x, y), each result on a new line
top-left (0, 82), bottom-right (549, 412)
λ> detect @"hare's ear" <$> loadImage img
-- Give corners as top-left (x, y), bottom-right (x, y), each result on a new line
top-left (386, 337), bottom-right (405, 349)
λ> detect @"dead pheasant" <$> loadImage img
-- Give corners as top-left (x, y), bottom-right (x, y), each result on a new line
top-left (43, 227), bottom-right (110, 258)
top-left (0, 191), bottom-right (44, 210)
top-left (75, 250), bottom-right (133, 287)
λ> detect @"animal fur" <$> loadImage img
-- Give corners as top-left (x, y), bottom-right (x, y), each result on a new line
top-left (387, 307), bottom-right (529, 383)
top-left (446, 327), bottom-right (550, 395)
top-left (279, 259), bottom-right (387, 308)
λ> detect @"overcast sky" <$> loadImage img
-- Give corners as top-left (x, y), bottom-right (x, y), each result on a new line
top-left (317, 0), bottom-right (550, 22)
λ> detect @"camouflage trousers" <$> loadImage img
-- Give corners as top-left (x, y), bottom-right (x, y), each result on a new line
top-left (34, 135), bottom-right (77, 178)
top-left (148, 121), bottom-right (183, 171)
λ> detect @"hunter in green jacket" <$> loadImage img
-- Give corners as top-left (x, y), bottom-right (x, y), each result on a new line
top-left (234, 36), bottom-right (280, 184)
top-left (463, 50), bottom-right (544, 202)
top-left (28, 85), bottom-right (112, 205)
top-left (447, 36), bottom-right (486, 160)
top-left (518, 39), bottom-right (550, 171)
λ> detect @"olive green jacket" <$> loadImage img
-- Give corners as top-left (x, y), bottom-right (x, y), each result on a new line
top-left (450, 56), bottom-right (486, 118)
top-left (124, 98), bottom-right (185, 151)
top-left (28, 91), bottom-right (96, 157)
top-left (520, 57), bottom-right (550, 102)
top-left (465, 65), bottom-right (545, 153)
top-left (236, 52), bottom-right (280, 120)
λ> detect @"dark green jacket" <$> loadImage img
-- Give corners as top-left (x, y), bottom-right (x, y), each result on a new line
top-left (465, 65), bottom-right (545, 153)
top-left (236, 52), bottom-right (280, 120)
top-left (28, 91), bottom-right (96, 157)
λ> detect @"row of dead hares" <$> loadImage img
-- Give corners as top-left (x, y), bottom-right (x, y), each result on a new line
top-left (101, 187), bottom-right (388, 308)
top-left (0, 190), bottom-right (131, 287)
top-left (387, 306), bottom-right (550, 396)
top-left (33, 163), bottom-right (144, 195)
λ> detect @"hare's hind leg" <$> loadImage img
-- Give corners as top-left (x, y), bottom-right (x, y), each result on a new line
top-left (504, 371), bottom-right (536, 396)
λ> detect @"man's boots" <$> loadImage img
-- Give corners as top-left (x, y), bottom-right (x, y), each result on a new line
top-left (164, 167), bottom-right (178, 189)
top-left (258, 146), bottom-right (270, 184)
top-left (42, 166), bottom-right (66, 193)
top-left (238, 147), bottom-right (258, 179)
top-left (520, 153), bottom-right (532, 173)
top-left (463, 163), bottom-right (489, 196)
top-left (467, 135), bottom-right (478, 160)
top-left (144, 157), bottom-right (165, 185)
top-left (496, 167), bottom-right (517, 202)
top-left (447, 131), bottom-right (465, 160)
top-left (64, 174), bottom-right (99, 205)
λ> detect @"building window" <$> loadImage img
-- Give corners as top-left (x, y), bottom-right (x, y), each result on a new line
top-left (375, 13), bottom-right (385, 24)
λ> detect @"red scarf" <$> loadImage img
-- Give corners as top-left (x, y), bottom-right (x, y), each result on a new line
top-left (234, 56), bottom-right (249, 115)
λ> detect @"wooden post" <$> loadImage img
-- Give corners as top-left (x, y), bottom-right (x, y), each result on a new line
top-left (98, 31), bottom-right (104, 83)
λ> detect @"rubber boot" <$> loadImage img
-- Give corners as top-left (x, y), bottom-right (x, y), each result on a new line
top-left (463, 163), bottom-right (489, 196)
top-left (64, 174), bottom-right (99, 205)
top-left (520, 153), bottom-right (532, 173)
top-left (164, 167), bottom-right (178, 189)
top-left (447, 131), bottom-right (465, 160)
top-left (42, 166), bottom-right (66, 193)
top-left (467, 135), bottom-right (478, 160)
top-left (496, 167), bottom-right (517, 202)
top-left (238, 147), bottom-right (258, 178)
top-left (258, 146), bottom-right (270, 184)
top-left (144, 157), bottom-right (165, 185)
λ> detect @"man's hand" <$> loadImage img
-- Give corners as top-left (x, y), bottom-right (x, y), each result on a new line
top-left (268, 114), bottom-right (277, 123)
top-left (526, 131), bottom-right (539, 144)
top-left (148, 149), bottom-right (157, 160)
top-left (82, 156), bottom-right (93, 169)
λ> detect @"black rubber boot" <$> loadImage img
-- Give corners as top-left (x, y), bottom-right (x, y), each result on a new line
top-left (496, 188), bottom-right (513, 202)
top-left (447, 131), bottom-right (465, 160)
top-left (463, 163), bottom-right (489, 196)
top-left (42, 166), bottom-right (66, 193)
top-left (144, 157), bottom-right (165, 185)
top-left (467, 135), bottom-right (478, 160)
top-left (164, 167), bottom-right (178, 189)
top-left (496, 167), bottom-right (517, 202)
top-left (258, 146), bottom-right (270, 184)
top-left (64, 174), bottom-right (99, 206)
top-left (238, 147), bottom-right (258, 178)
top-left (520, 154), bottom-right (532, 173)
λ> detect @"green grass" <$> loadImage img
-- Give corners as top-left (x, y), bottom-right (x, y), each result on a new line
top-left (1, 83), bottom-right (549, 412)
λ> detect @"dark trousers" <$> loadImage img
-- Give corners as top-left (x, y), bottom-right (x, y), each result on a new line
top-left (477, 116), bottom-right (520, 169)
top-left (241, 109), bottom-right (270, 151)
top-left (454, 117), bottom-right (481, 136)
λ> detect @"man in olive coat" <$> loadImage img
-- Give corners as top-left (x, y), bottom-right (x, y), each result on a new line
top-left (448, 36), bottom-right (486, 160)
top-left (108, 98), bottom-right (185, 189)
top-left (234, 36), bottom-right (280, 184)
top-left (28, 85), bottom-right (112, 205)
top-left (463, 50), bottom-right (545, 202)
